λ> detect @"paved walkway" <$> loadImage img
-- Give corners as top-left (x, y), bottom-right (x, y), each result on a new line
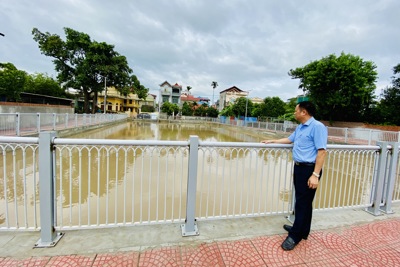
top-left (1, 204), bottom-right (399, 266)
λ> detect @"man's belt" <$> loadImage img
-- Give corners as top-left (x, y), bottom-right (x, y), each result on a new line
top-left (294, 162), bottom-right (315, 166)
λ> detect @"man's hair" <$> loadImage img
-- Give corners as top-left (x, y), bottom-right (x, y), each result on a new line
top-left (298, 101), bottom-right (316, 117)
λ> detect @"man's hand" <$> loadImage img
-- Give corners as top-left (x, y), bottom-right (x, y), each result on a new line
top-left (261, 140), bottom-right (274, 144)
top-left (308, 175), bottom-right (319, 189)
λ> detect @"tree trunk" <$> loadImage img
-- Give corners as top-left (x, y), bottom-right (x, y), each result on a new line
top-left (92, 91), bottom-right (98, 114)
top-left (83, 90), bottom-right (90, 114)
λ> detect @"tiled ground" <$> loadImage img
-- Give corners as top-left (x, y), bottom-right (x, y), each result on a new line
top-left (1, 218), bottom-right (399, 267)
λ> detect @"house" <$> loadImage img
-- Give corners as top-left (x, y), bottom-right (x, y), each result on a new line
top-left (249, 96), bottom-right (264, 105)
top-left (97, 86), bottom-right (140, 116)
top-left (140, 94), bottom-right (157, 111)
top-left (180, 94), bottom-right (210, 106)
top-left (218, 86), bottom-right (249, 111)
top-left (159, 81), bottom-right (182, 107)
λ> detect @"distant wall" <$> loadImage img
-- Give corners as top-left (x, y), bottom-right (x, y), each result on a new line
top-left (0, 102), bottom-right (74, 114)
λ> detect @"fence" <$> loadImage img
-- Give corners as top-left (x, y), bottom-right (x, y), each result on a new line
top-left (217, 117), bottom-right (400, 145)
top-left (0, 113), bottom-right (128, 136)
top-left (1, 112), bottom-right (399, 145)
top-left (0, 133), bottom-right (399, 246)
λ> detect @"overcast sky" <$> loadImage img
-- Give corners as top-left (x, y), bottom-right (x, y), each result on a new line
top-left (1, 0), bottom-right (399, 102)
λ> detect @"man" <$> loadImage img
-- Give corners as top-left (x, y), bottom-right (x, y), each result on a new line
top-left (262, 101), bottom-right (327, 250)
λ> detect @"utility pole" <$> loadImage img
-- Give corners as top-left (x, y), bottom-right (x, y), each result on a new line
top-left (103, 77), bottom-right (107, 114)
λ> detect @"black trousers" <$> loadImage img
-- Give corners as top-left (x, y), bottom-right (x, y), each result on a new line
top-left (289, 164), bottom-right (321, 243)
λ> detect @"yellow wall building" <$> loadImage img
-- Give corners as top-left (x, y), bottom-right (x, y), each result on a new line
top-left (98, 87), bottom-right (155, 117)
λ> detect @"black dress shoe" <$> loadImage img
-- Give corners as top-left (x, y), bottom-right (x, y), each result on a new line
top-left (283, 225), bottom-right (308, 240)
top-left (283, 224), bottom-right (292, 232)
top-left (281, 236), bottom-right (297, 251)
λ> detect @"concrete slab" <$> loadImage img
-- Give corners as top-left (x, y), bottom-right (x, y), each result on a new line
top-left (0, 202), bottom-right (399, 259)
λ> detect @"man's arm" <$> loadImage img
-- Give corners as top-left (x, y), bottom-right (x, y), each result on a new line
top-left (308, 149), bottom-right (327, 189)
top-left (261, 138), bottom-right (292, 144)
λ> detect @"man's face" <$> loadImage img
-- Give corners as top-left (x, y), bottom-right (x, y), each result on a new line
top-left (293, 105), bottom-right (305, 122)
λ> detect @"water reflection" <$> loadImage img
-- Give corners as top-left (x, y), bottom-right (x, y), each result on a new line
top-left (0, 122), bottom-right (377, 228)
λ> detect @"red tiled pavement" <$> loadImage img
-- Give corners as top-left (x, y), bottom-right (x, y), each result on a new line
top-left (1, 218), bottom-right (399, 267)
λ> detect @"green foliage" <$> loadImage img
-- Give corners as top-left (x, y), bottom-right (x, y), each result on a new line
top-left (207, 106), bottom-right (219, 118)
top-left (0, 63), bottom-right (68, 101)
top-left (231, 97), bottom-right (253, 117)
top-left (220, 105), bottom-right (235, 117)
top-left (375, 63), bottom-right (400, 125)
top-left (141, 105), bottom-right (155, 113)
top-left (161, 102), bottom-right (179, 116)
top-left (0, 63), bottom-right (27, 101)
top-left (289, 52), bottom-right (377, 121)
top-left (252, 97), bottom-right (286, 119)
top-left (24, 73), bottom-right (65, 97)
top-left (32, 27), bottom-right (133, 113)
top-left (181, 102), bottom-right (193, 116)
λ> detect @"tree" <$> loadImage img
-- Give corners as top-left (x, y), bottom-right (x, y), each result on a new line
top-left (161, 102), bottom-right (179, 116)
top-left (207, 106), bottom-right (219, 118)
top-left (186, 86), bottom-right (192, 95)
top-left (181, 102), bottom-right (193, 116)
top-left (376, 64), bottom-right (400, 125)
top-left (0, 63), bottom-right (27, 101)
top-left (220, 105), bottom-right (235, 117)
top-left (289, 52), bottom-right (377, 122)
top-left (32, 27), bottom-right (133, 113)
top-left (251, 97), bottom-right (286, 120)
top-left (24, 73), bottom-right (65, 97)
top-left (211, 81), bottom-right (218, 106)
top-left (231, 97), bottom-right (253, 117)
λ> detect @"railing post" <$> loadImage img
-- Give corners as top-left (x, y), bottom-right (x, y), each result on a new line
top-left (37, 113), bottom-right (41, 133)
top-left (380, 142), bottom-right (399, 214)
top-left (366, 141), bottom-right (388, 216)
top-left (344, 128), bottom-right (348, 144)
top-left (65, 113), bottom-right (68, 129)
top-left (16, 113), bottom-right (20, 136)
top-left (181, 135), bottom-right (199, 236)
top-left (368, 129), bottom-right (372, 145)
top-left (52, 113), bottom-right (56, 130)
top-left (35, 131), bottom-right (64, 247)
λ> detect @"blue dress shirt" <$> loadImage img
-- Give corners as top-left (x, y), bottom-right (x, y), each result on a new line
top-left (288, 117), bottom-right (327, 163)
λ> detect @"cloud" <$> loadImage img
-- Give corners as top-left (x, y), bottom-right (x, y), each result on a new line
top-left (1, 0), bottom-right (399, 102)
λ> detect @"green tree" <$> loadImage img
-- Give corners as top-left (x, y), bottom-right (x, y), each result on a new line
top-left (231, 97), bottom-right (253, 117)
top-left (251, 97), bottom-right (286, 120)
top-left (0, 63), bottom-right (27, 101)
top-left (289, 52), bottom-right (377, 122)
top-left (161, 102), bottom-right (179, 116)
top-left (207, 106), bottom-right (219, 118)
top-left (376, 64), bottom-right (400, 125)
top-left (24, 73), bottom-right (65, 97)
top-left (32, 27), bottom-right (133, 113)
top-left (211, 81), bottom-right (218, 106)
top-left (279, 97), bottom-right (297, 122)
top-left (194, 104), bottom-right (207, 117)
top-left (220, 105), bottom-right (235, 117)
top-left (181, 102), bottom-right (193, 116)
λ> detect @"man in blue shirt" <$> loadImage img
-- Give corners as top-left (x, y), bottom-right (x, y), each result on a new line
top-left (262, 101), bottom-right (327, 250)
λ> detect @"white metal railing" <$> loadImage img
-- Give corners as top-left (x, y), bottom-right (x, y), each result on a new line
top-left (217, 117), bottom-right (400, 145)
top-left (0, 134), bottom-right (399, 246)
top-left (0, 113), bottom-right (128, 136)
top-left (1, 112), bottom-right (399, 145)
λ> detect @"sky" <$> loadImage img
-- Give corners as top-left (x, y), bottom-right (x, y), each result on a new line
top-left (1, 0), bottom-right (399, 103)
